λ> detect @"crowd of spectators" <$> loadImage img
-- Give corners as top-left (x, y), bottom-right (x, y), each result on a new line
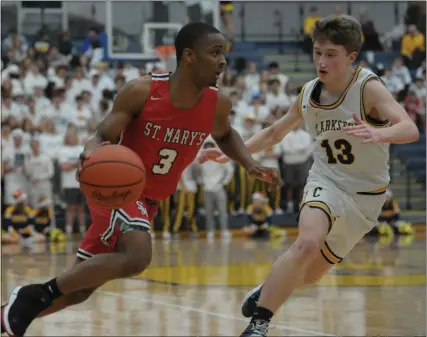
top-left (1, 6), bottom-right (425, 240)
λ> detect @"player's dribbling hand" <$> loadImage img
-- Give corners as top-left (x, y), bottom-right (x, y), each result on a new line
top-left (343, 114), bottom-right (383, 144)
top-left (247, 166), bottom-right (281, 191)
top-left (76, 141), bottom-right (111, 182)
top-left (197, 148), bottom-right (230, 164)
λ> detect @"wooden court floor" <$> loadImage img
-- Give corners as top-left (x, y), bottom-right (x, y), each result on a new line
top-left (1, 234), bottom-right (426, 336)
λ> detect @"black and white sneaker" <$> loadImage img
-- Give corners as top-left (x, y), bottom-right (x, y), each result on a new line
top-left (241, 284), bottom-right (263, 318)
top-left (240, 319), bottom-right (270, 337)
top-left (1, 285), bottom-right (52, 336)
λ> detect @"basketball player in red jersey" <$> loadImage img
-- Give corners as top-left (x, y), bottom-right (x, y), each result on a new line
top-left (1, 22), bottom-right (279, 336)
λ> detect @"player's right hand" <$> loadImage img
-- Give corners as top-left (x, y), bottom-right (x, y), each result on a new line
top-left (197, 148), bottom-right (230, 164)
top-left (76, 141), bottom-right (110, 182)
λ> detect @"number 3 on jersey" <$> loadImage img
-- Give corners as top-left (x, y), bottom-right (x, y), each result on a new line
top-left (152, 148), bottom-right (178, 175)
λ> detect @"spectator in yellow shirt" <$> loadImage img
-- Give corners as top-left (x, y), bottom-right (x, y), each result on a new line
top-left (401, 25), bottom-right (425, 68)
top-left (303, 6), bottom-right (320, 54)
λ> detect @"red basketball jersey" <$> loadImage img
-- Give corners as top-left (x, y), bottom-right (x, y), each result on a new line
top-left (120, 73), bottom-right (218, 200)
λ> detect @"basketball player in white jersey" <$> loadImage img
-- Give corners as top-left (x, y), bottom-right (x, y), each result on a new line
top-left (198, 15), bottom-right (419, 337)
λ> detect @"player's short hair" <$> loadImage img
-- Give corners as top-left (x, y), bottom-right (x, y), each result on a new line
top-left (312, 15), bottom-right (362, 54)
top-left (174, 22), bottom-right (221, 64)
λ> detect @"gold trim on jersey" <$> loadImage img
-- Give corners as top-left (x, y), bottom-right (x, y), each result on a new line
top-left (357, 185), bottom-right (388, 195)
top-left (321, 242), bottom-right (343, 264)
top-left (309, 66), bottom-right (362, 110)
top-left (300, 201), bottom-right (335, 233)
top-left (360, 75), bottom-right (391, 128)
top-left (298, 83), bottom-right (308, 118)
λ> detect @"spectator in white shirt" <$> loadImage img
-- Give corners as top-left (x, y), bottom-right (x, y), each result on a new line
top-left (64, 75), bottom-right (77, 105)
top-left (3, 129), bottom-right (29, 206)
top-left (88, 71), bottom-right (104, 108)
top-left (69, 66), bottom-right (91, 98)
top-left (86, 39), bottom-right (104, 68)
top-left (285, 82), bottom-right (299, 105)
top-left (47, 88), bottom-right (74, 135)
top-left (121, 62), bottom-right (140, 82)
top-left (171, 163), bottom-right (199, 239)
top-left (247, 93), bottom-right (270, 131)
top-left (392, 57), bottom-right (412, 88)
top-left (280, 122), bottom-right (313, 213)
top-left (38, 119), bottom-right (63, 160)
top-left (81, 90), bottom-right (97, 120)
top-left (33, 82), bottom-right (51, 112)
top-left (1, 94), bottom-right (22, 121)
top-left (244, 62), bottom-right (260, 94)
top-left (199, 138), bottom-right (234, 240)
top-left (23, 64), bottom-right (48, 96)
top-left (49, 65), bottom-right (68, 88)
top-left (265, 78), bottom-right (291, 113)
top-left (23, 97), bottom-right (43, 128)
top-left (410, 78), bottom-right (427, 101)
top-left (268, 61), bottom-right (289, 92)
top-left (235, 112), bottom-right (258, 141)
top-left (71, 95), bottom-right (92, 139)
top-left (59, 129), bottom-right (85, 236)
top-left (381, 67), bottom-right (404, 97)
top-left (1, 121), bottom-right (13, 153)
top-left (24, 138), bottom-right (54, 207)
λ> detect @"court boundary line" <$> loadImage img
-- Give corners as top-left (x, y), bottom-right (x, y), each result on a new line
top-left (8, 272), bottom-right (336, 337)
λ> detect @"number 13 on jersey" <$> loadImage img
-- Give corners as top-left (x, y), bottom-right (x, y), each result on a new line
top-left (152, 148), bottom-right (178, 175)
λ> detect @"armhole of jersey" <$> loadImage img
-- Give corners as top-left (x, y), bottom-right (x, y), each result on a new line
top-left (298, 83), bottom-right (308, 119)
top-left (129, 73), bottom-right (163, 125)
top-left (360, 76), bottom-right (391, 128)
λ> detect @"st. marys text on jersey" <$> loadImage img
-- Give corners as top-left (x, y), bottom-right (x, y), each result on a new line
top-left (144, 123), bottom-right (207, 146)
top-left (119, 73), bottom-right (218, 201)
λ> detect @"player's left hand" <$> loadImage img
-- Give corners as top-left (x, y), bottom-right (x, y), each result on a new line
top-left (343, 114), bottom-right (383, 144)
top-left (247, 165), bottom-right (281, 191)
top-left (197, 148), bottom-right (230, 164)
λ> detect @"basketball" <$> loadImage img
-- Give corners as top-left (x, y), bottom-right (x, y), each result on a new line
top-left (79, 145), bottom-right (146, 209)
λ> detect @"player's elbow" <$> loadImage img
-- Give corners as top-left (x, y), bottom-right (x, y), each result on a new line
top-left (407, 121), bottom-right (420, 143)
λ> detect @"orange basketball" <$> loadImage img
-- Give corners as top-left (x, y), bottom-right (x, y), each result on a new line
top-left (79, 145), bottom-right (146, 209)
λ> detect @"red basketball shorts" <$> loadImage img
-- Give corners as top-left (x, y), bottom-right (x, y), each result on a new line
top-left (76, 197), bottom-right (158, 260)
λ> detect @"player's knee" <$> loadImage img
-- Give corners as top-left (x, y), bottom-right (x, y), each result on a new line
top-left (123, 252), bottom-right (152, 276)
top-left (117, 229), bottom-right (153, 277)
top-left (293, 237), bottom-right (321, 260)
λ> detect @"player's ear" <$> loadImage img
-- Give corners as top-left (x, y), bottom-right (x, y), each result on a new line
top-left (182, 48), bottom-right (194, 64)
top-left (348, 51), bottom-right (358, 64)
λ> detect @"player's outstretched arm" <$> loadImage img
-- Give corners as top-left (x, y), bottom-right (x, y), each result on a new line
top-left (211, 92), bottom-right (259, 170)
top-left (199, 95), bottom-right (301, 164)
top-left (344, 79), bottom-right (419, 144)
top-left (245, 97), bottom-right (302, 153)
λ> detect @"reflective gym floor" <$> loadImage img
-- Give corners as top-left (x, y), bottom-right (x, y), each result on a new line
top-left (1, 233), bottom-right (426, 336)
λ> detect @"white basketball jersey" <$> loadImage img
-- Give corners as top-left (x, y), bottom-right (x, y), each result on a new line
top-left (300, 67), bottom-right (390, 195)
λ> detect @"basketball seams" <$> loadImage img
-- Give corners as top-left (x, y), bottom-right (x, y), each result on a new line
top-left (79, 179), bottom-right (144, 188)
top-left (82, 160), bottom-right (144, 172)
top-left (80, 161), bottom-right (145, 188)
